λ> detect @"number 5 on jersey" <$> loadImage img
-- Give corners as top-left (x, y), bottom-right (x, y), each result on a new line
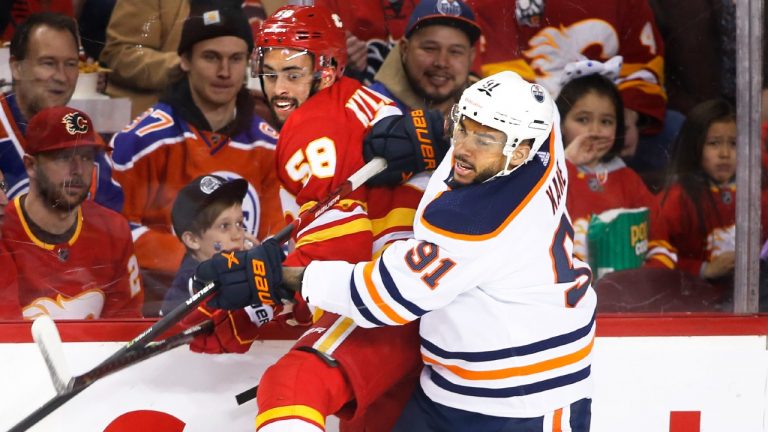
top-left (405, 242), bottom-right (456, 289)
top-left (285, 137), bottom-right (337, 183)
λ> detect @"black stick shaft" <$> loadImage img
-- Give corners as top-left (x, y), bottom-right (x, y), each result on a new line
top-left (9, 157), bottom-right (386, 431)
top-left (8, 322), bottom-right (213, 432)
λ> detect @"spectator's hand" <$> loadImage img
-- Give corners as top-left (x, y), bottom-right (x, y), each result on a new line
top-left (194, 238), bottom-right (289, 310)
top-left (564, 133), bottom-right (612, 166)
top-left (702, 251), bottom-right (736, 279)
top-left (363, 109), bottom-right (449, 186)
top-left (184, 304), bottom-right (273, 354)
top-left (346, 31), bottom-right (368, 73)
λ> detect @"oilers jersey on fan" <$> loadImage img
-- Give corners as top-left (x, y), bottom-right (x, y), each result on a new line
top-left (301, 86), bottom-right (596, 418)
top-left (110, 102), bottom-right (284, 274)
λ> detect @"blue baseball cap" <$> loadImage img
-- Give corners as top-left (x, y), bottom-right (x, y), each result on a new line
top-left (405, 0), bottom-right (481, 44)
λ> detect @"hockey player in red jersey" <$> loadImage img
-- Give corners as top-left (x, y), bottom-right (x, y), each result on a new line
top-left (193, 3), bottom-right (448, 431)
top-left (1, 106), bottom-right (143, 319)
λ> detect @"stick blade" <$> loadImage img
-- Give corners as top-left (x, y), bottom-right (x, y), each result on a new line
top-left (31, 315), bottom-right (72, 393)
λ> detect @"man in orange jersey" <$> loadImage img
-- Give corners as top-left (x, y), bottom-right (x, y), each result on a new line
top-left (109, 1), bottom-right (284, 315)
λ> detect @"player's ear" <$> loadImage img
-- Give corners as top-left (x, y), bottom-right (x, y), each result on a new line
top-left (181, 231), bottom-right (201, 251)
top-left (318, 67), bottom-right (336, 89)
top-left (508, 142), bottom-right (531, 168)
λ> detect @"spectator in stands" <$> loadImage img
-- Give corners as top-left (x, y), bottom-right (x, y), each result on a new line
top-left (160, 174), bottom-right (257, 314)
top-left (109, 1), bottom-right (283, 316)
top-left (1, 106), bottom-right (143, 320)
top-left (657, 99), bottom-right (768, 301)
top-left (557, 58), bottom-right (676, 275)
top-left (369, 0), bottom-right (480, 117)
top-left (100, 0), bottom-right (268, 118)
top-left (75, 0), bottom-right (118, 61)
top-left (99, 0), bottom-right (189, 118)
top-left (162, 174), bottom-right (273, 353)
top-left (1, 12), bottom-right (123, 211)
top-left (466, 0), bottom-right (681, 190)
top-left (316, 0), bottom-right (418, 85)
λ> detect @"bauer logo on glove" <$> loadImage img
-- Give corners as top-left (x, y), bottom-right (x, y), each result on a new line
top-left (194, 238), bottom-right (290, 310)
top-left (362, 108), bottom-right (449, 186)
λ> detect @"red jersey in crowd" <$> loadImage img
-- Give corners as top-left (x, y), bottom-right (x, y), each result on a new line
top-left (2, 197), bottom-right (143, 319)
top-left (566, 159), bottom-right (676, 269)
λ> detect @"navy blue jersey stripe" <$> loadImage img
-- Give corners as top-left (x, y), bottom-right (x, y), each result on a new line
top-left (350, 272), bottom-right (387, 326)
top-left (379, 259), bottom-right (430, 317)
top-left (422, 135), bottom-right (552, 237)
top-left (428, 365), bottom-right (591, 398)
top-left (421, 313), bottom-right (595, 362)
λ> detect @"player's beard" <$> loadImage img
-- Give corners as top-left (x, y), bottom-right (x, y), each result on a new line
top-left (36, 167), bottom-right (89, 213)
top-left (453, 154), bottom-right (501, 185)
top-left (268, 79), bottom-right (321, 131)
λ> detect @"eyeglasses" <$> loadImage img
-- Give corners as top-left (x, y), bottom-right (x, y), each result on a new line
top-left (0, 179), bottom-right (8, 194)
top-left (257, 68), bottom-right (315, 84)
top-left (448, 104), bottom-right (506, 149)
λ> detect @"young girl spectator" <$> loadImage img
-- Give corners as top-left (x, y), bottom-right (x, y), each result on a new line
top-left (657, 99), bottom-right (768, 298)
top-left (556, 59), bottom-right (676, 272)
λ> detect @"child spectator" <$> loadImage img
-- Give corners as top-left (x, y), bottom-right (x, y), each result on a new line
top-left (556, 58), bottom-right (676, 275)
top-left (164, 174), bottom-right (274, 354)
top-left (657, 99), bottom-right (768, 299)
top-left (160, 174), bottom-right (256, 314)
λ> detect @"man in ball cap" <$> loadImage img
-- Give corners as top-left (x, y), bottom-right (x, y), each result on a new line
top-left (1, 106), bottom-right (144, 319)
top-left (369, 0), bottom-right (481, 117)
top-left (109, 0), bottom-right (284, 315)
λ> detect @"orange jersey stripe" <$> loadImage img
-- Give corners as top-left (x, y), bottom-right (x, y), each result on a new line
top-left (362, 260), bottom-right (409, 324)
top-left (422, 336), bottom-right (594, 380)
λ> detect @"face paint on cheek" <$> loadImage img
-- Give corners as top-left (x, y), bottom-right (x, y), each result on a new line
top-left (213, 242), bottom-right (222, 252)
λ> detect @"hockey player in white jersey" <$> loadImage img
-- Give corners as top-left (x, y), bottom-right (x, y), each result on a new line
top-left (196, 71), bottom-right (596, 431)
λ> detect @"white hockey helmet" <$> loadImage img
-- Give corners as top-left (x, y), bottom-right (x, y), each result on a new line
top-left (454, 71), bottom-right (555, 176)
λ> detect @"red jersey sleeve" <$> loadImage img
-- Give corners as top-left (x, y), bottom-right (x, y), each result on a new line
top-left (100, 217), bottom-right (144, 318)
top-left (0, 243), bottom-right (21, 320)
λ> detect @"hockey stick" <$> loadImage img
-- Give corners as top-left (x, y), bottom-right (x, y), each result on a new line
top-left (9, 157), bottom-right (386, 431)
top-left (9, 318), bottom-right (214, 432)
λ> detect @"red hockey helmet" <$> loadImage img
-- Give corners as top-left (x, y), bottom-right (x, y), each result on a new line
top-left (256, 4), bottom-right (347, 75)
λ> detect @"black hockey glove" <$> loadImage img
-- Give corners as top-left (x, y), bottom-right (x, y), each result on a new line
top-left (193, 239), bottom-right (290, 310)
top-left (363, 109), bottom-right (449, 186)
